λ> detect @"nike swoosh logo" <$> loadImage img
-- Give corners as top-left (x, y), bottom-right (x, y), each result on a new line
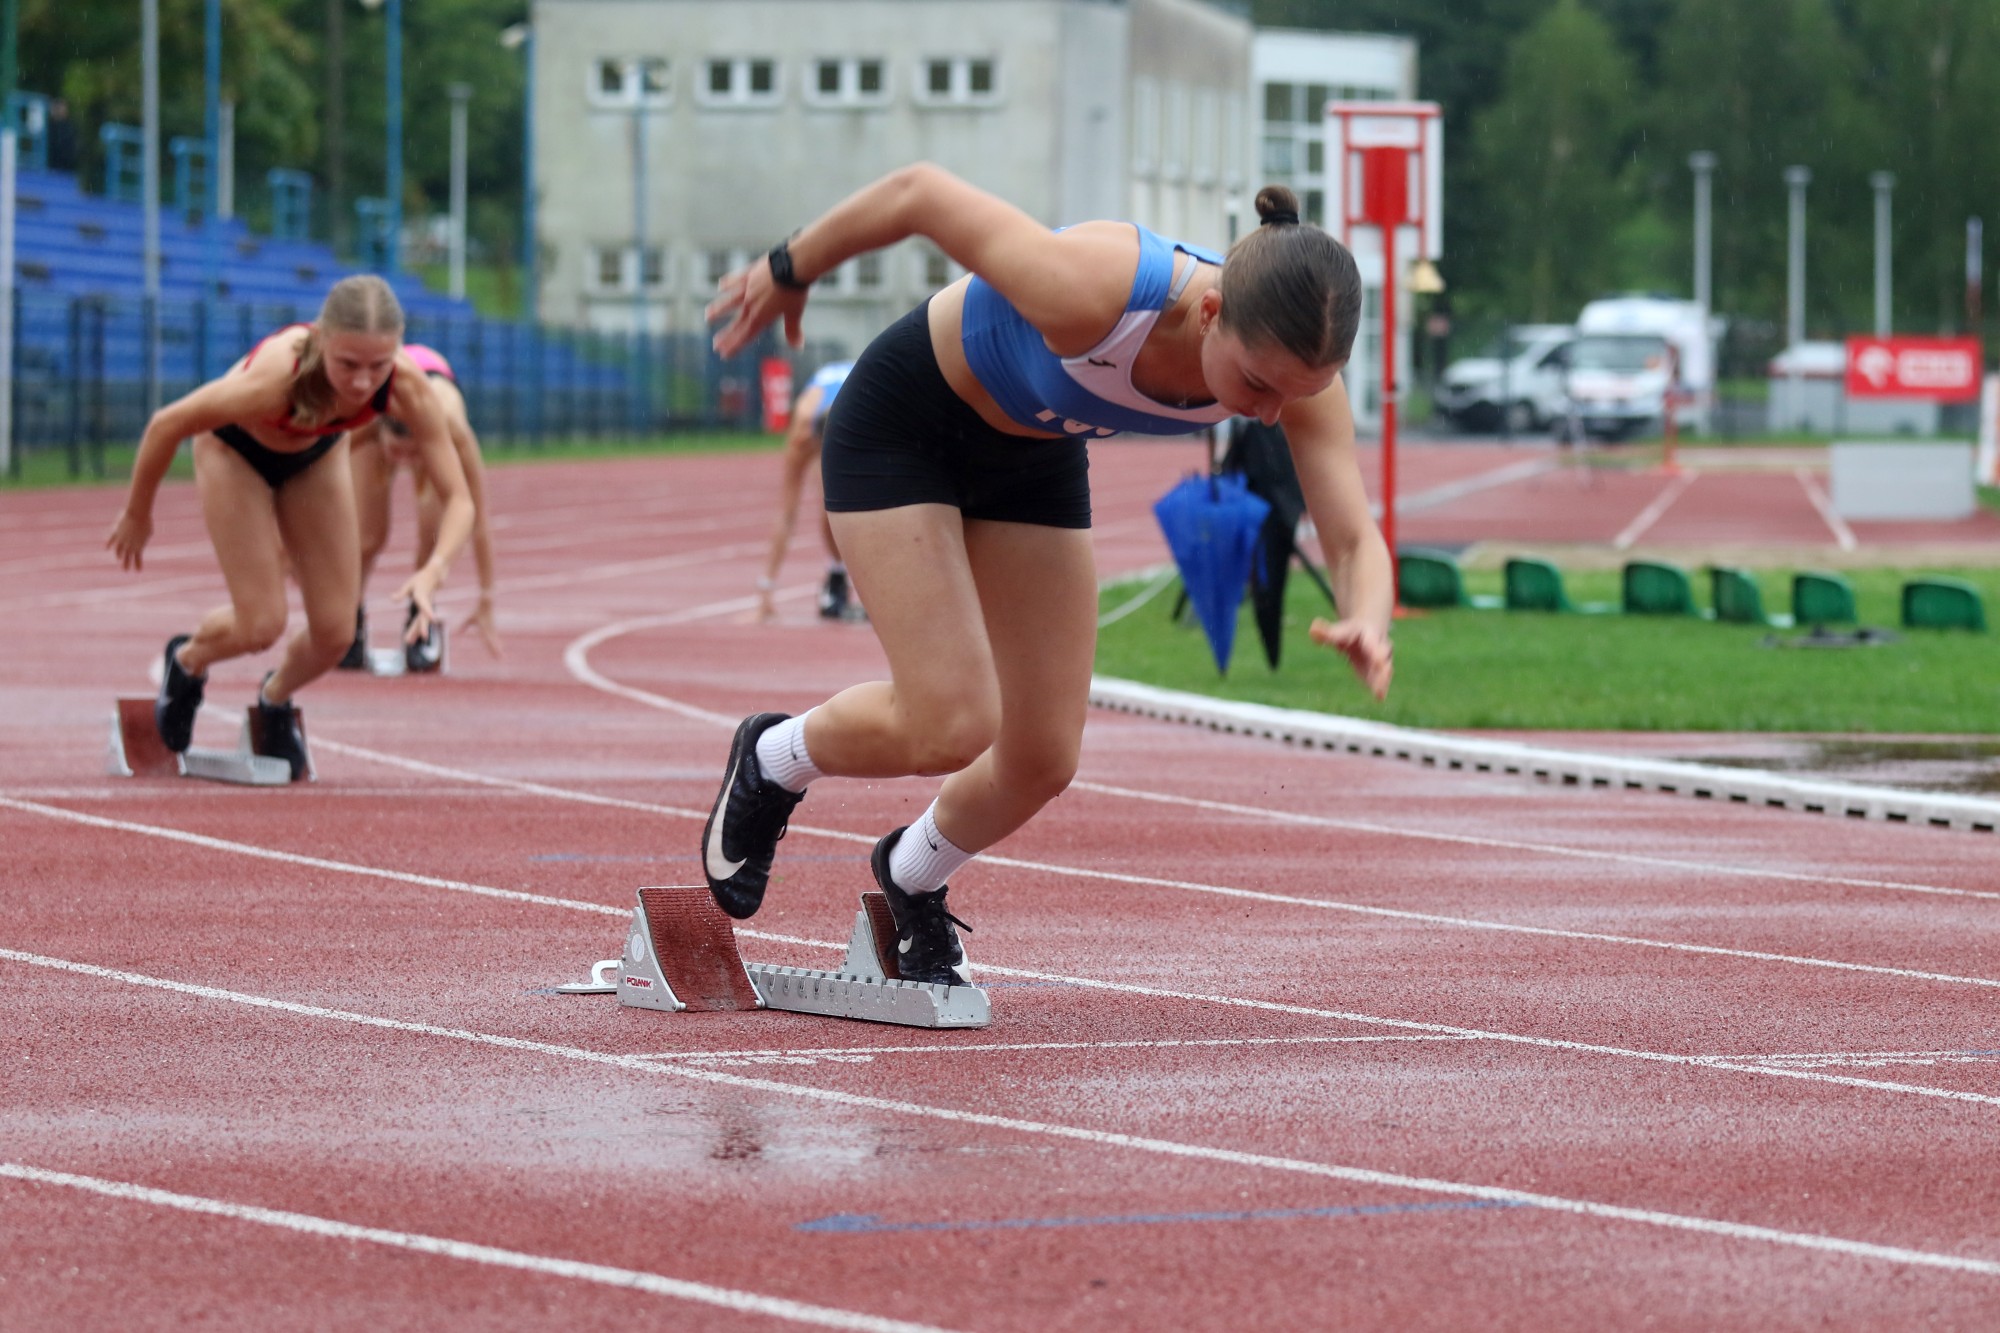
top-left (1087, 357), bottom-right (1116, 368)
top-left (705, 755), bottom-right (748, 881)
top-left (898, 938), bottom-right (913, 954)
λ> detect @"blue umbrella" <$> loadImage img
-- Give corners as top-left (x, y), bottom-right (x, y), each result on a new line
top-left (1153, 472), bottom-right (1270, 674)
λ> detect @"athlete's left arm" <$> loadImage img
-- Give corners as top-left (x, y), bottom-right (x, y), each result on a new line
top-left (388, 363), bottom-right (474, 642)
top-left (1278, 376), bottom-right (1394, 700)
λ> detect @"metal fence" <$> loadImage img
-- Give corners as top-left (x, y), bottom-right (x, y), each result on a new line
top-left (8, 291), bottom-right (820, 477)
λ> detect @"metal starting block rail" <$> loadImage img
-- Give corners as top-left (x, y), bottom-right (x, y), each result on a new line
top-left (560, 885), bottom-right (990, 1029)
top-left (107, 697), bottom-right (307, 785)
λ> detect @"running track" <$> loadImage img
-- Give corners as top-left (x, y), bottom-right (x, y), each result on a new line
top-left (3, 443), bottom-right (1998, 1329)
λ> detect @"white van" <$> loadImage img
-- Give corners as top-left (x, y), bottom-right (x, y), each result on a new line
top-left (1435, 324), bottom-right (1574, 433)
top-left (1560, 296), bottom-right (1717, 439)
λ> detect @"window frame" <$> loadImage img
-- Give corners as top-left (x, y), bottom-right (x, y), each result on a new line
top-left (698, 56), bottom-right (783, 108)
top-left (913, 55), bottom-right (1001, 107)
top-left (804, 55), bottom-right (891, 108)
top-left (587, 56), bottom-right (672, 109)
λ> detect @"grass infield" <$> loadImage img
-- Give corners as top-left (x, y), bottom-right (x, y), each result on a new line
top-left (1095, 564), bottom-right (2000, 734)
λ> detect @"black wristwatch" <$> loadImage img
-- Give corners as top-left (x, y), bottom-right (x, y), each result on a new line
top-left (767, 239), bottom-right (810, 290)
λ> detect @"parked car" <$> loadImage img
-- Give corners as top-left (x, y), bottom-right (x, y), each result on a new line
top-left (1558, 295), bottom-right (1718, 439)
top-left (1559, 333), bottom-right (1675, 440)
top-left (1434, 324), bottom-right (1574, 433)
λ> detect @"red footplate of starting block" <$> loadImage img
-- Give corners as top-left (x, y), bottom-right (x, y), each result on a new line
top-left (638, 887), bottom-right (762, 1011)
top-left (112, 697), bottom-right (179, 777)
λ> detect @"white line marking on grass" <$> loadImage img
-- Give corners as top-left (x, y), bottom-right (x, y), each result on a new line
top-left (0, 1162), bottom-right (951, 1333)
top-left (1613, 470), bottom-right (1699, 549)
top-left (5, 797), bottom-right (1998, 1108)
top-left (1795, 467), bottom-right (1858, 551)
top-left (5, 952), bottom-right (2000, 1280)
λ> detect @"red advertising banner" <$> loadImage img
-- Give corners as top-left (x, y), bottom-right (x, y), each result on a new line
top-left (760, 358), bottom-right (794, 432)
top-left (1844, 336), bottom-right (1984, 401)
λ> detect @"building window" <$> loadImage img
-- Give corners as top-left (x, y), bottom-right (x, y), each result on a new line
top-left (702, 57), bottom-right (780, 107)
top-left (916, 56), bottom-right (999, 106)
top-left (589, 57), bottom-right (671, 108)
top-left (807, 56), bottom-right (889, 106)
top-left (594, 245), bottom-right (624, 290)
top-left (592, 244), bottom-right (669, 293)
top-left (1131, 77), bottom-right (1158, 175)
top-left (705, 248), bottom-right (750, 290)
top-left (814, 254), bottom-right (892, 299)
top-left (922, 246), bottom-right (962, 289)
top-left (1192, 88), bottom-right (1218, 186)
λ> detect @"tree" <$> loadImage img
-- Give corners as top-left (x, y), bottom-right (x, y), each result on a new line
top-left (1467, 0), bottom-right (1639, 321)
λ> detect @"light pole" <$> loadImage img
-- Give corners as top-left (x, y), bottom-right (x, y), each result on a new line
top-left (447, 82), bottom-right (470, 300)
top-left (359, 0), bottom-right (402, 274)
top-left (1784, 165), bottom-right (1810, 429)
top-left (1870, 171), bottom-right (1894, 337)
top-left (203, 0), bottom-right (220, 298)
top-left (1688, 151), bottom-right (1715, 322)
top-left (501, 23), bottom-right (535, 321)
top-left (142, 0), bottom-right (161, 411)
top-left (631, 71), bottom-right (652, 433)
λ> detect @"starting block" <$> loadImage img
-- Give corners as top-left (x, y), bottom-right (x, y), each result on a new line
top-left (563, 886), bottom-right (990, 1029)
top-left (357, 621), bottom-right (446, 677)
top-left (107, 697), bottom-right (306, 785)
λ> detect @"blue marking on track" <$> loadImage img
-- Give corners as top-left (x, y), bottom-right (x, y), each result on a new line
top-left (796, 1198), bottom-right (1523, 1235)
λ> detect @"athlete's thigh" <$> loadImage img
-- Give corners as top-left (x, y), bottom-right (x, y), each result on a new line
top-left (829, 503), bottom-right (995, 702)
top-left (962, 519), bottom-right (1098, 746)
top-left (193, 435), bottom-right (289, 616)
top-left (349, 435), bottom-right (395, 554)
top-left (274, 441), bottom-right (362, 624)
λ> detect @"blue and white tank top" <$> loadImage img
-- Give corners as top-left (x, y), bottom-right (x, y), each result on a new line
top-left (805, 361), bottom-right (852, 426)
top-left (961, 224), bottom-right (1232, 440)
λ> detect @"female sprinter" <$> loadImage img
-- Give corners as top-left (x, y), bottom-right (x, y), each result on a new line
top-left (754, 359), bottom-right (855, 623)
top-left (700, 167), bottom-right (1393, 984)
top-left (342, 343), bottom-right (499, 669)
top-left (106, 275), bottom-right (474, 778)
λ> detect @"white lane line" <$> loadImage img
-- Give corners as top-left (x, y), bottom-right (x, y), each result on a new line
top-left (564, 617), bottom-right (1998, 904)
top-left (1097, 567), bottom-right (1178, 628)
top-left (0, 796), bottom-right (625, 919)
top-left (1069, 779), bottom-right (2000, 904)
top-left (5, 950), bottom-right (1998, 1280)
top-left (1795, 467), bottom-right (1858, 551)
top-left (305, 737), bottom-right (2000, 993)
top-left (632, 1035), bottom-right (1482, 1063)
top-left (9, 795), bottom-right (1999, 1109)
top-left (1612, 470), bottom-right (1700, 549)
top-left (1370, 454), bottom-right (1564, 519)
top-left (1716, 1049), bottom-right (2000, 1070)
top-left (0, 1163), bottom-right (950, 1333)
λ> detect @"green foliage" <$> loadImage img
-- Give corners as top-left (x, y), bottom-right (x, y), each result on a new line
top-left (1097, 564), bottom-right (2000, 732)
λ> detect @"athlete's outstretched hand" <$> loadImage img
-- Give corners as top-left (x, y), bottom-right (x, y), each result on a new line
top-left (106, 509), bottom-right (153, 571)
top-left (1310, 616), bottom-right (1393, 701)
top-left (706, 254), bottom-right (809, 359)
top-left (395, 569), bottom-right (442, 645)
top-left (461, 593), bottom-right (503, 657)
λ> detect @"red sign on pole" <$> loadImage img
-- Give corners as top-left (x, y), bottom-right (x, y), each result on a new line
top-left (1844, 336), bottom-right (1984, 401)
top-left (760, 357), bottom-right (794, 432)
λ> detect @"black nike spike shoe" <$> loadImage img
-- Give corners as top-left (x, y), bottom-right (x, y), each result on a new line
top-left (252, 675), bottom-right (311, 782)
top-left (154, 634), bottom-right (205, 753)
top-left (405, 602), bottom-right (445, 674)
top-left (700, 712), bottom-right (805, 919)
top-left (336, 605), bottom-right (368, 670)
top-left (871, 826), bottom-right (973, 987)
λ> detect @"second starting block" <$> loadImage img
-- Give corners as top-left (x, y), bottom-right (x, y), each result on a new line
top-left (107, 697), bottom-right (308, 785)
top-left (561, 885), bottom-right (990, 1029)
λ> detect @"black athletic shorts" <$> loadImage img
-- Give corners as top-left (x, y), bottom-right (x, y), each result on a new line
top-left (821, 301), bottom-right (1091, 529)
top-left (214, 423), bottom-right (343, 489)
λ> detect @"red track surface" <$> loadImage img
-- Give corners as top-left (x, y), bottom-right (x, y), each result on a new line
top-left (5, 443), bottom-right (2000, 1330)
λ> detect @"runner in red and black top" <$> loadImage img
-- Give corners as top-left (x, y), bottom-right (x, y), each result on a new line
top-left (106, 275), bottom-right (475, 778)
top-left (343, 342), bottom-right (501, 670)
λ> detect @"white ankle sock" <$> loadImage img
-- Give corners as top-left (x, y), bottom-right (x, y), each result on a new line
top-left (755, 711), bottom-right (823, 793)
top-left (888, 803), bottom-right (975, 896)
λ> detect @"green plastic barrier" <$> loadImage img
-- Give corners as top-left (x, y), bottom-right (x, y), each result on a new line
top-left (1708, 566), bottom-right (1775, 625)
top-left (1901, 577), bottom-right (1987, 631)
top-left (1504, 557), bottom-right (1572, 612)
top-left (1791, 571), bottom-right (1857, 626)
top-left (1398, 550), bottom-right (1465, 609)
top-left (1622, 560), bottom-right (1698, 616)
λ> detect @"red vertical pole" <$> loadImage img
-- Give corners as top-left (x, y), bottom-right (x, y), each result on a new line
top-left (1381, 220), bottom-right (1399, 608)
